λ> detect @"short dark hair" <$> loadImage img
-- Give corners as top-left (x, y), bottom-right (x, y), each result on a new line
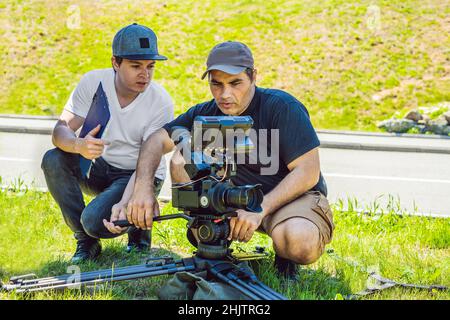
top-left (245, 68), bottom-right (255, 82)
top-left (114, 56), bottom-right (123, 65)
top-left (112, 56), bottom-right (123, 72)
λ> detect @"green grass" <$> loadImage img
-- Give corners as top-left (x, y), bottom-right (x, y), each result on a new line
top-left (1, 0), bottom-right (449, 131)
top-left (0, 189), bottom-right (448, 300)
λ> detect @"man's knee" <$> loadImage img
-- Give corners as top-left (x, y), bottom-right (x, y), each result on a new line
top-left (272, 218), bottom-right (323, 265)
top-left (81, 202), bottom-right (124, 239)
top-left (41, 149), bottom-right (59, 173)
top-left (80, 208), bottom-right (104, 239)
top-left (41, 148), bottom-right (72, 175)
top-left (285, 238), bottom-right (322, 265)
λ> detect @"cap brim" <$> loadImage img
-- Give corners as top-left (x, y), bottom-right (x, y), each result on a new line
top-left (201, 65), bottom-right (246, 79)
top-left (118, 54), bottom-right (168, 61)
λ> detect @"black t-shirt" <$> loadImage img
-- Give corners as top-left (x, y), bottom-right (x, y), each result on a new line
top-left (163, 87), bottom-right (327, 196)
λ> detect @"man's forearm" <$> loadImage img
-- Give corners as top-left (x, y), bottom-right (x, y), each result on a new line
top-left (261, 167), bottom-right (319, 217)
top-left (134, 129), bottom-right (173, 191)
top-left (118, 171), bottom-right (136, 204)
top-left (52, 123), bottom-right (81, 154)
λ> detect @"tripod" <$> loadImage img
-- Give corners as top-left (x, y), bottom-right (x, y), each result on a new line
top-left (1, 214), bottom-right (288, 300)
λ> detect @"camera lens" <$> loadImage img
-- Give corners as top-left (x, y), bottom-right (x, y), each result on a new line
top-left (207, 182), bottom-right (264, 214)
top-left (224, 185), bottom-right (263, 213)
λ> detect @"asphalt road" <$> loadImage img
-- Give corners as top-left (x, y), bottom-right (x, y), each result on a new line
top-left (1, 131), bottom-right (449, 217)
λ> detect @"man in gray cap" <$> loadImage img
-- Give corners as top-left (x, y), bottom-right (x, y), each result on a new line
top-left (41, 23), bottom-right (174, 262)
top-left (109, 41), bottom-right (334, 279)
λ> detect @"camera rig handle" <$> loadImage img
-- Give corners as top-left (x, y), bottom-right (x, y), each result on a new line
top-left (113, 213), bottom-right (193, 228)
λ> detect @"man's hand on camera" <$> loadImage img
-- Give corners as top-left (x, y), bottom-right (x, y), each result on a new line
top-left (228, 210), bottom-right (263, 243)
top-left (76, 124), bottom-right (110, 160)
top-left (103, 202), bottom-right (128, 234)
top-left (127, 187), bottom-right (160, 230)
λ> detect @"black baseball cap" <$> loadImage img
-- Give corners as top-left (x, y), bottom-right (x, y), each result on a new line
top-left (112, 23), bottom-right (167, 60)
top-left (201, 41), bottom-right (254, 79)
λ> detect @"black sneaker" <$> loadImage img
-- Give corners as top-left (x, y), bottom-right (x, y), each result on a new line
top-left (125, 242), bottom-right (150, 253)
top-left (274, 254), bottom-right (299, 281)
top-left (126, 228), bottom-right (151, 253)
top-left (71, 239), bottom-right (102, 263)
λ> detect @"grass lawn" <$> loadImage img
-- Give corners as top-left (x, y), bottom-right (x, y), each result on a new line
top-left (1, 0), bottom-right (449, 131)
top-left (0, 189), bottom-right (448, 300)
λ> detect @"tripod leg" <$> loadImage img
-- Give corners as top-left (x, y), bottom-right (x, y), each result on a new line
top-left (5, 264), bottom-right (158, 292)
top-left (5, 259), bottom-right (196, 293)
top-left (231, 267), bottom-right (287, 300)
top-left (205, 260), bottom-right (287, 300)
top-left (252, 282), bottom-right (288, 300)
top-left (227, 273), bottom-right (283, 300)
top-left (9, 258), bottom-right (176, 287)
top-left (211, 271), bottom-right (263, 300)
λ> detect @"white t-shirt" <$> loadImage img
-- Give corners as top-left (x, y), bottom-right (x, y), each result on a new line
top-left (64, 68), bottom-right (174, 180)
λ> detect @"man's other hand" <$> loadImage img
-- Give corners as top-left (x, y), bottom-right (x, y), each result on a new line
top-left (127, 187), bottom-right (160, 230)
top-left (228, 210), bottom-right (263, 242)
top-left (77, 124), bottom-right (110, 160)
top-left (103, 202), bottom-right (128, 234)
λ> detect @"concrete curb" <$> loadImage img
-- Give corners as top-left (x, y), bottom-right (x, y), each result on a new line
top-left (0, 126), bottom-right (53, 135)
top-left (1, 115), bottom-right (450, 154)
top-left (318, 140), bottom-right (450, 154)
top-left (0, 115), bottom-right (56, 135)
top-left (317, 128), bottom-right (450, 140)
top-left (0, 114), bottom-right (59, 120)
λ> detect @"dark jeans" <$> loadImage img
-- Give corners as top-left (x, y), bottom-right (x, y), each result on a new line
top-left (41, 148), bottom-right (163, 244)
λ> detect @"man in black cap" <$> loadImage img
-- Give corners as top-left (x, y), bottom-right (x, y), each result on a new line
top-left (108, 41), bottom-right (334, 278)
top-left (41, 24), bottom-right (174, 262)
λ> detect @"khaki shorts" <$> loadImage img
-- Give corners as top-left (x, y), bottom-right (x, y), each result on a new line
top-left (259, 191), bottom-right (334, 250)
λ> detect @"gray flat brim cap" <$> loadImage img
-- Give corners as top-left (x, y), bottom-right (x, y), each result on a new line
top-left (201, 41), bottom-right (254, 79)
top-left (201, 64), bottom-right (247, 79)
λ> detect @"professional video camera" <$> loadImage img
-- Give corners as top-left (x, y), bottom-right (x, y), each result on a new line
top-left (170, 115), bottom-right (264, 259)
top-left (2, 116), bottom-right (287, 300)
